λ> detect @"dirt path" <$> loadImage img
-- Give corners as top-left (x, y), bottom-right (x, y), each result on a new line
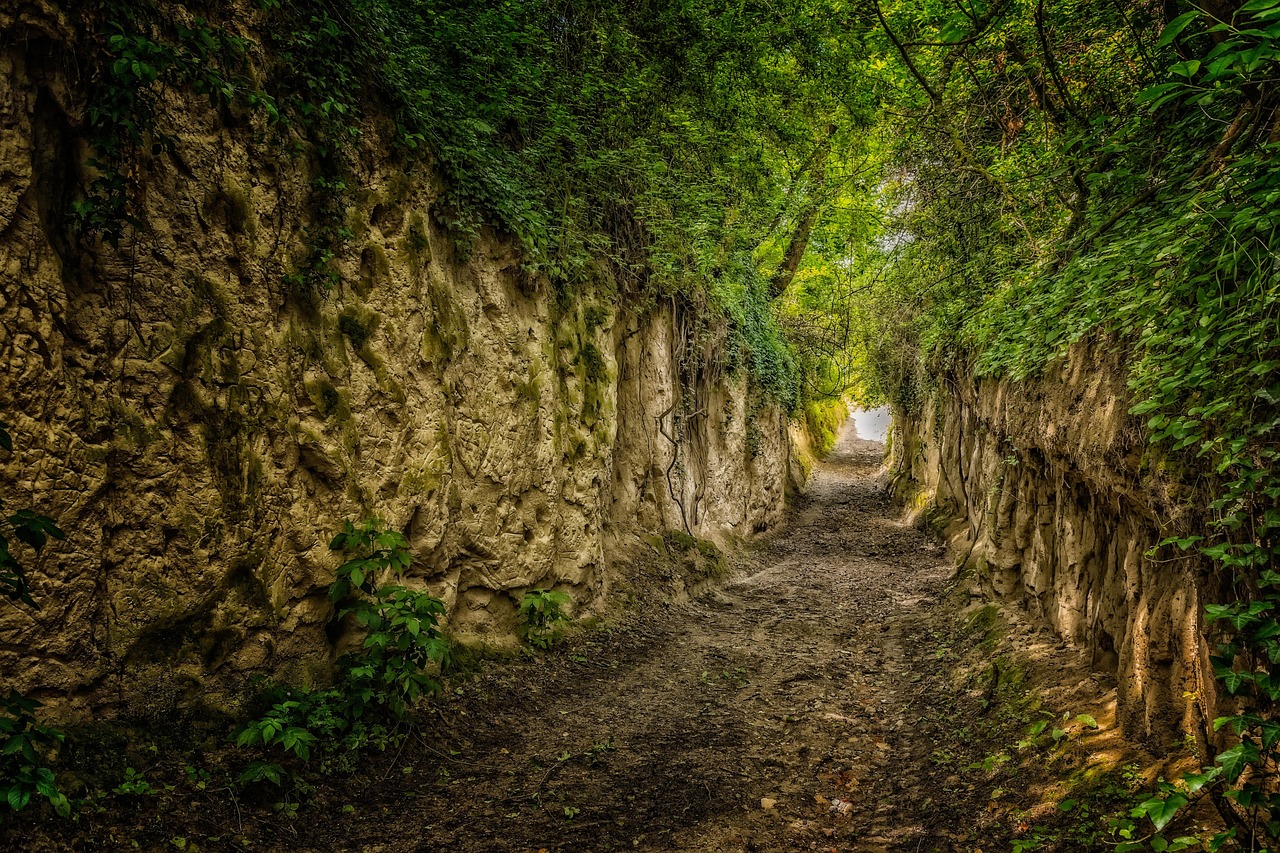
top-left (299, 417), bottom-right (994, 852)
top-left (0, 418), bottom-right (1181, 853)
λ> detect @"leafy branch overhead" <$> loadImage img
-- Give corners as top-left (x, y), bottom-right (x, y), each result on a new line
top-left (80, 0), bottom-right (886, 411)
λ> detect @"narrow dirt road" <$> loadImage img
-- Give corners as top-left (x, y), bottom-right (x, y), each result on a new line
top-left (300, 416), bottom-right (1003, 852)
top-left (7, 415), bottom-right (1160, 853)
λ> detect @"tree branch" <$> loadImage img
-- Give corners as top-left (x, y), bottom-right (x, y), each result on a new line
top-left (769, 125), bottom-right (838, 300)
top-left (874, 1), bottom-right (939, 103)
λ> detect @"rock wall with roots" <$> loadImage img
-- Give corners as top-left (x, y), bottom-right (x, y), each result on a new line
top-left (0, 3), bottom-right (796, 720)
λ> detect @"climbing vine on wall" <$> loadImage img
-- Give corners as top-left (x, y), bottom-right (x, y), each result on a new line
top-left (77, 2), bottom-right (273, 243)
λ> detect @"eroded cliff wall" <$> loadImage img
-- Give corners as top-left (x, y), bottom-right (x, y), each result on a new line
top-left (0, 3), bottom-right (793, 718)
top-left (893, 346), bottom-right (1214, 747)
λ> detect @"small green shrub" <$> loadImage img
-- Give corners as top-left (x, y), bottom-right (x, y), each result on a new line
top-left (517, 589), bottom-right (572, 650)
top-left (112, 767), bottom-right (157, 797)
top-left (0, 692), bottom-right (69, 819)
top-left (234, 700), bottom-right (319, 763)
top-left (329, 518), bottom-right (449, 716)
top-left (234, 519), bottom-right (447, 777)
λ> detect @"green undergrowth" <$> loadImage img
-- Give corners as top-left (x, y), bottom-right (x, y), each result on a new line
top-left (661, 531), bottom-right (729, 581)
top-left (935, 597), bottom-right (1215, 851)
top-left (215, 518), bottom-right (451, 809)
top-left (0, 630), bottom-right (577, 848)
top-left (230, 519), bottom-right (582, 795)
top-left (517, 589), bottom-right (573, 651)
top-left (0, 515), bottom-right (583, 844)
top-left (802, 398), bottom-right (847, 458)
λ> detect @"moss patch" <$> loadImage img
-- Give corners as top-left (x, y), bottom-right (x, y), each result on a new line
top-left (662, 530), bottom-right (728, 579)
top-left (338, 307), bottom-right (378, 352)
top-left (357, 242), bottom-right (390, 297)
top-left (420, 280), bottom-right (469, 365)
top-left (122, 549), bottom-right (272, 671)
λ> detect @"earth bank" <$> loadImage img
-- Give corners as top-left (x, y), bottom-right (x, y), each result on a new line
top-left (0, 0), bottom-right (797, 719)
top-left (5, 417), bottom-right (1204, 851)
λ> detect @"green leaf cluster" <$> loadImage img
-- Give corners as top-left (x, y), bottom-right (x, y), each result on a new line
top-left (517, 589), bottom-right (573, 651)
top-left (329, 519), bottom-right (449, 716)
top-left (233, 518), bottom-right (447, 778)
top-left (78, 2), bottom-right (269, 244)
top-left (0, 693), bottom-right (69, 820)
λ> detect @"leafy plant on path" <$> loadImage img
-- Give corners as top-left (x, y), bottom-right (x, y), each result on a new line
top-left (328, 519), bottom-right (450, 717)
top-left (0, 692), bottom-right (68, 819)
top-left (234, 518), bottom-right (448, 784)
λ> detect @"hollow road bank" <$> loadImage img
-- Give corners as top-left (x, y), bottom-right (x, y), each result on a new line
top-left (295, 418), bottom-right (1158, 852)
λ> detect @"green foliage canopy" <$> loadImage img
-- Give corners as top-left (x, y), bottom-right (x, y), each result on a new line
top-left (85, 0), bottom-right (890, 407)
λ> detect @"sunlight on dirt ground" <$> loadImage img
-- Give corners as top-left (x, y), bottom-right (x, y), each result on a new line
top-left (286, 418), bottom-right (1195, 852)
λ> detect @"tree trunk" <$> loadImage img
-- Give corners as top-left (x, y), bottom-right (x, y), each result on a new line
top-left (769, 127), bottom-right (835, 301)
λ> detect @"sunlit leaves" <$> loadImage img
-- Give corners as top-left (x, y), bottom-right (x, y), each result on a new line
top-left (1134, 792), bottom-right (1189, 831)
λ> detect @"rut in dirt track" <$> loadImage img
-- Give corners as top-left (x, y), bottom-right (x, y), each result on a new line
top-left (306, 417), bottom-right (965, 852)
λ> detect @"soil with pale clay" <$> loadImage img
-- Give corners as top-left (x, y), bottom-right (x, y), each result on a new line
top-left (12, 419), bottom-right (1179, 852)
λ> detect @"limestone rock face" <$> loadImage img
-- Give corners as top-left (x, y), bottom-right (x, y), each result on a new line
top-left (0, 3), bottom-right (792, 718)
top-left (893, 344), bottom-right (1213, 747)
